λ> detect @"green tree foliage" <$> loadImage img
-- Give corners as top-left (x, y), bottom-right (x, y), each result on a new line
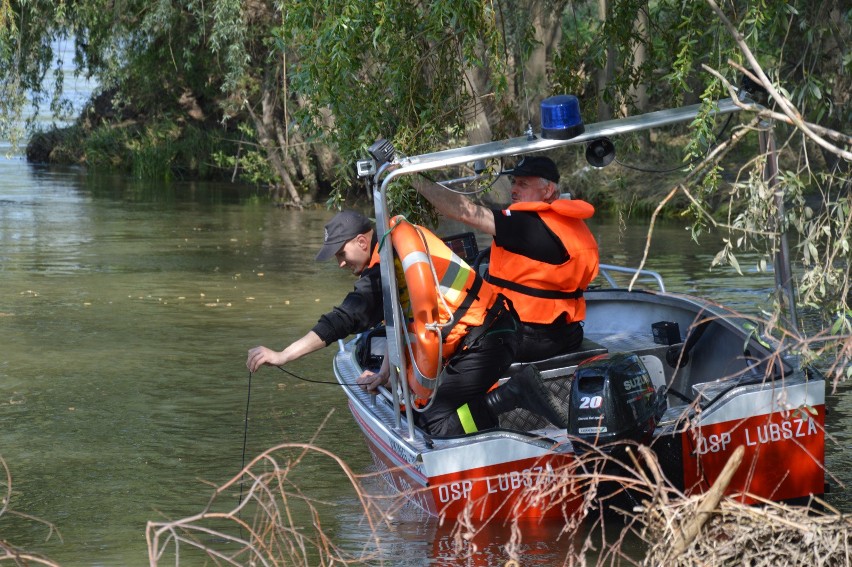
top-left (0, 0), bottom-right (849, 361)
top-left (0, 1), bottom-right (74, 146)
top-left (280, 0), bottom-right (516, 210)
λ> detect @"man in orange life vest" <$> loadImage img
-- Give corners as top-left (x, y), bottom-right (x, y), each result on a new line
top-left (413, 155), bottom-right (599, 363)
top-left (246, 210), bottom-right (571, 436)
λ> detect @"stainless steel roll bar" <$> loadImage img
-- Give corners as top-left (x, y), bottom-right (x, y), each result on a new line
top-left (364, 94), bottom-right (794, 439)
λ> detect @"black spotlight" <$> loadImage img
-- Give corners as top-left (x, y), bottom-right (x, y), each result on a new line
top-left (585, 137), bottom-right (615, 168)
top-left (368, 138), bottom-right (396, 166)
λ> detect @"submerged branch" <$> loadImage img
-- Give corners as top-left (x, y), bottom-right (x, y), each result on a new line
top-left (0, 456), bottom-right (62, 566)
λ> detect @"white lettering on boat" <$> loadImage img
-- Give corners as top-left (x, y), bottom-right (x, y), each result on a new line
top-left (436, 464), bottom-right (560, 504)
top-left (694, 417), bottom-right (819, 455)
top-left (744, 417), bottom-right (819, 447)
top-left (438, 480), bottom-right (473, 503)
top-left (694, 432), bottom-right (731, 455)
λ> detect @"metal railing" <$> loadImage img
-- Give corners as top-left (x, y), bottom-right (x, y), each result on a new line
top-left (369, 96), bottom-right (754, 438)
top-left (597, 263), bottom-right (666, 292)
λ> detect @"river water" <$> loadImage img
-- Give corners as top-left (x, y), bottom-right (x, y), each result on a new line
top-left (1, 155), bottom-right (849, 565)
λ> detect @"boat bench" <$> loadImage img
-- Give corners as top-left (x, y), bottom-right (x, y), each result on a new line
top-left (505, 337), bottom-right (608, 376)
top-left (357, 330), bottom-right (609, 432)
top-left (498, 339), bottom-right (608, 432)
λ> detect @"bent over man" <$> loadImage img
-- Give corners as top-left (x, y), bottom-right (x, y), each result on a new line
top-left (246, 210), bottom-right (570, 436)
top-left (414, 155), bottom-right (599, 362)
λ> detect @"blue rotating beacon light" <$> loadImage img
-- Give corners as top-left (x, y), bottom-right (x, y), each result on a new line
top-left (540, 95), bottom-right (584, 140)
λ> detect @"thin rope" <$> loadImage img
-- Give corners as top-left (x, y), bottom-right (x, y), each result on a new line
top-left (613, 158), bottom-right (688, 174)
top-left (612, 113), bottom-right (736, 174)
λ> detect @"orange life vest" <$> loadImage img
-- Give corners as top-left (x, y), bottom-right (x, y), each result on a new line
top-left (388, 216), bottom-right (496, 400)
top-left (486, 200), bottom-right (599, 324)
top-left (367, 242), bottom-right (381, 269)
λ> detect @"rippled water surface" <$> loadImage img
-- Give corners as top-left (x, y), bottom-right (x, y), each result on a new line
top-left (0, 158), bottom-right (848, 565)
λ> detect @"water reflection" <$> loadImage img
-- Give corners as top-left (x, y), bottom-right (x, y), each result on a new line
top-left (0, 158), bottom-right (847, 565)
top-left (330, 478), bottom-right (647, 566)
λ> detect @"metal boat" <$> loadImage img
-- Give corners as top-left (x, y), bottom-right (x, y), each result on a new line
top-left (333, 95), bottom-right (826, 522)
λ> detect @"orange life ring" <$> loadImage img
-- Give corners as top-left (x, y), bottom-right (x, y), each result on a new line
top-left (388, 216), bottom-right (442, 400)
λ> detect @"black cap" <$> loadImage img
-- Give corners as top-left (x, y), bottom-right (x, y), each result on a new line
top-left (315, 210), bottom-right (373, 261)
top-left (502, 156), bottom-right (560, 184)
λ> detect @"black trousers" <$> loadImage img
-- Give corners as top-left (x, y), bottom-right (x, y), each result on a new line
top-left (515, 318), bottom-right (583, 363)
top-left (415, 300), bottom-right (519, 437)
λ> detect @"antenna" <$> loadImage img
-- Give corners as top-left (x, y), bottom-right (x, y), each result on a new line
top-left (519, 62), bottom-right (535, 140)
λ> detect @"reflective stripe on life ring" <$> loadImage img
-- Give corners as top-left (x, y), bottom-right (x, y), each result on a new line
top-left (389, 216), bottom-right (442, 400)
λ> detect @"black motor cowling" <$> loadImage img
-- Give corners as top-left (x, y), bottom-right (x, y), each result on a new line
top-left (568, 352), bottom-right (658, 450)
top-left (356, 326), bottom-right (386, 372)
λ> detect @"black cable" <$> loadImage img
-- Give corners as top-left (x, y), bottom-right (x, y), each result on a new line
top-left (611, 112), bottom-right (736, 175)
top-left (276, 364), bottom-right (367, 390)
top-left (417, 165), bottom-right (502, 196)
top-left (614, 158), bottom-right (688, 174)
top-left (277, 365), bottom-right (346, 385)
top-left (238, 370), bottom-right (252, 507)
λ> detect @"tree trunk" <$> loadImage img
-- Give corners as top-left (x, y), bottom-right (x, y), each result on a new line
top-left (247, 86), bottom-right (302, 207)
top-left (526, 0), bottom-right (567, 126)
top-left (462, 66), bottom-right (494, 146)
top-left (312, 104), bottom-right (338, 183)
top-left (461, 64), bottom-right (510, 205)
top-left (274, 120), bottom-right (320, 204)
top-left (597, 0), bottom-right (614, 120)
top-left (629, 2), bottom-right (650, 147)
top-left (630, 4), bottom-right (649, 113)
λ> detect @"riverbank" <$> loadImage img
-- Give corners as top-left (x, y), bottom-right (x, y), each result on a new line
top-left (25, 100), bottom-right (757, 219)
top-left (25, 89), bottom-right (240, 183)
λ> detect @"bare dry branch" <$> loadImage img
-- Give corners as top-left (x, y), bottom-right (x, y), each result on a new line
top-left (668, 445), bottom-right (743, 558)
top-left (704, 0), bottom-right (852, 162)
top-left (703, 62), bottom-right (852, 151)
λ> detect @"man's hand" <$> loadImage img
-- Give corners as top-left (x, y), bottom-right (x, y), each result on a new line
top-left (246, 332), bottom-right (326, 373)
top-left (357, 369), bottom-right (389, 393)
top-left (246, 346), bottom-right (286, 373)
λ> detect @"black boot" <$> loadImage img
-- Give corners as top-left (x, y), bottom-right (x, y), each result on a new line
top-left (484, 364), bottom-right (571, 428)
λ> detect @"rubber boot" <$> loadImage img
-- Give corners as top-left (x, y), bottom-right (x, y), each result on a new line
top-left (484, 364), bottom-right (571, 428)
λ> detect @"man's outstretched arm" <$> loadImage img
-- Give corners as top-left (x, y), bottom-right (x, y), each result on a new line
top-left (413, 176), bottom-right (497, 236)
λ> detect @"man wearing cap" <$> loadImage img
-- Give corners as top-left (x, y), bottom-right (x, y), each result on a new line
top-left (247, 209), bottom-right (573, 436)
top-left (246, 210), bottom-right (383, 369)
top-left (413, 155), bottom-right (599, 362)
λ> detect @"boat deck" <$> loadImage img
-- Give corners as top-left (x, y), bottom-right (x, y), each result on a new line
top-left (335, 341), bottom-right (574, 453)
top-left (337, 324), bottom-right (677, 442)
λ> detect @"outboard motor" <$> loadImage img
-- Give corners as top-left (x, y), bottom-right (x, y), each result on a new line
top-left (356, 326), bottom-right (386, 372)
top-left (568, 352), bottom-right (658, 452)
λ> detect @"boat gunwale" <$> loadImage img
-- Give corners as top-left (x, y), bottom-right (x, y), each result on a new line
top-left (334, 346), bottom-right (571, 453)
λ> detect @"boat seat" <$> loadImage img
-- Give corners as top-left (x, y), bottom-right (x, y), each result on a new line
top-left (506, 337), bottom-right (608, 374)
